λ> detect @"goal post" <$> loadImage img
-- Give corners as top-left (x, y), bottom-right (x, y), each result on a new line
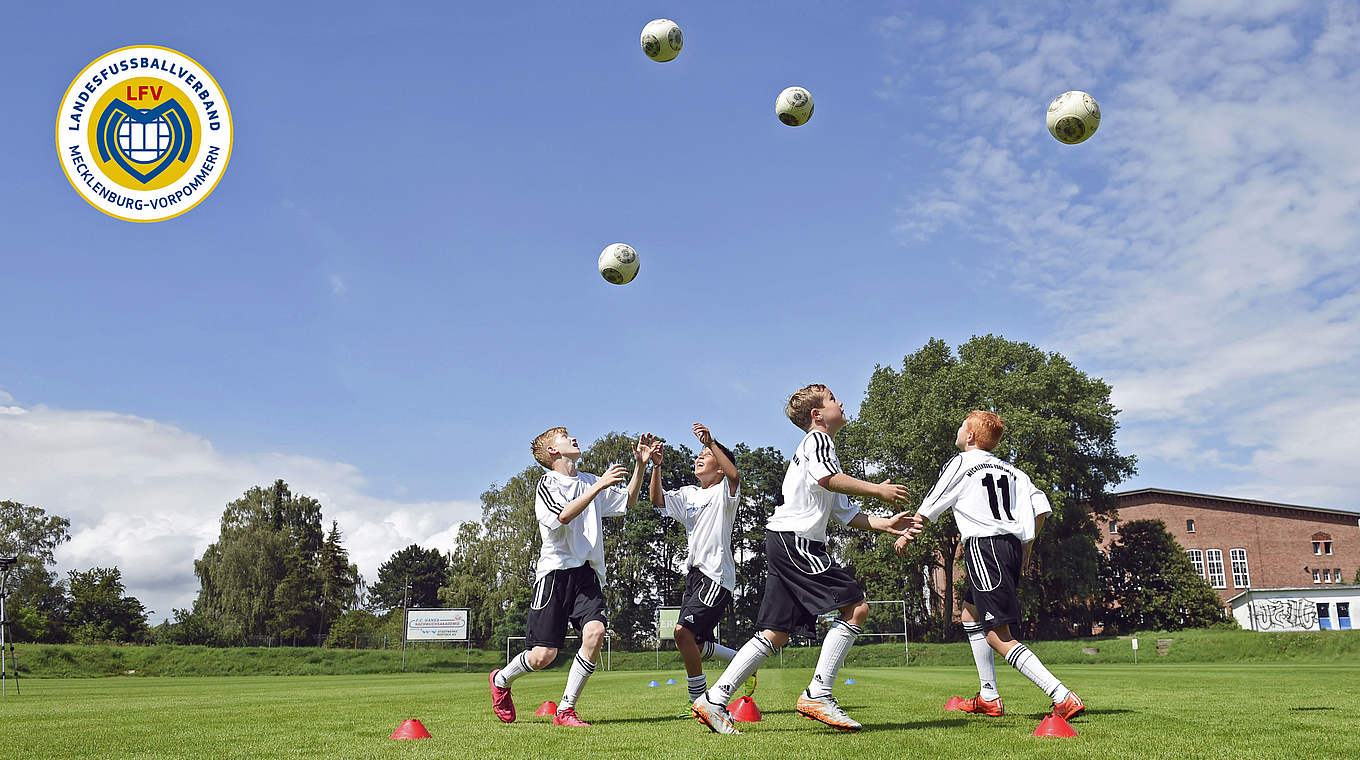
top-left (861, 599), bottom-right (909, 665)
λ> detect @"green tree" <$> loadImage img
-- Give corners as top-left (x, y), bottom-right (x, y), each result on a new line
top-left (1101, 520), bottom-right (1227, 632)
top-left (726, 445), bottom-right (787, 639)
top-left (151, 608), bottom-right (223, 646)
top-left (439, 466), bottom-right (542, 648)
top-left (66, 566), bottom-right (149, 643)
top-left (193, 480), bottom-right (352, 644)
top-left (315, 521), bottom-right (361, 640)
top-left (0, 500), bottom-right (73, 642)
top-left (838, 336), bottom-right (1137, 640)
top-left (579, 431), bottom-right (672, 648)
top-left (370, 544), bottom-right (450, 611)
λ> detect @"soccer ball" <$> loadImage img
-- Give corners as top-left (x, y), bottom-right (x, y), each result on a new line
top-left (598, 243), bottom-right (639, 285)
top-left (1046, 90), bottom-right (1101, 145)
top-left (775, 86), bottom-right (814, 127)
top-left (641, 19), bottom-right (683, 62)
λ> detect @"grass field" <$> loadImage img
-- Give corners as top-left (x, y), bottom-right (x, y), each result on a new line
top-left (3, 663), bottom-right (1352, 759)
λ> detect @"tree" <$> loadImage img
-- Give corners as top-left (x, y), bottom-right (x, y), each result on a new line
top-left (838, 336), bottom-right (1137, 640)
top-left (193, 480), bottom-right (357, 644)
top-left (1101, 520), bottom-right (1226, 632)
top-left (726, 445), bottom-right (788, 639)
top-left (315, 521), bottom-right (362, 639)
top-left (440, 465), bottom-right (543, 648)
top-left (0, 500), bottom-right (72, 642)
top-left (66, 567), bottom-right (149, 643)
top-left (578, 431), bottom-right (685, 648)
top-left (370, 544), bottom-right (450, 611)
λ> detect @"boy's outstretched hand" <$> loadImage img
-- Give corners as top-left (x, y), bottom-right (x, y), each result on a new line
top-left (634, 433), bottom-right (659, 464)
top-left (876, 479), bottom-right (910, 505)
top-left (599, 463), bottom-right (628, 488)
top-left (893, 514), bottom-right (927, 554)
top-left (692, 422), bottom-right (713, 446)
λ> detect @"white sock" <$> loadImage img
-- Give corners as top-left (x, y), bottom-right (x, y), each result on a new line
top-left (687, 674), bottom-right (707, 702)
top-left (701, 640), bottom-right (737, 663)
top-left (495, 651), bottom-right (536, 688)
top-left (807, 620), bottom-right (860, 698)
top-left (1004, 643), bottom-right (1069, 702)
top-left (964, 622), bottom-right (999, 700)
top-left (707, 634), bottom-right (775, 704)
top-left (558, 652), bottom-right (597, 710)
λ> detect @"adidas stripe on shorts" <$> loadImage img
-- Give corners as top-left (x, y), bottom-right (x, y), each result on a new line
top-left (960, 533), bottom-right (1023, 631)
top-left (676, 567), bottom-right (732, 642)
top-left (756, 530), bottom-right (865, 638)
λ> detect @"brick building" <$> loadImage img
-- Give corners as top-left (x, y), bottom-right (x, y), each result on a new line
top-left (1098, 488), bottom-right (1360, 602)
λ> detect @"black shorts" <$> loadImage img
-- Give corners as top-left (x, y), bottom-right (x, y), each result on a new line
top-left (677, 567), bottom-right (732, 643)
top-left (756, 530), bottom-right (865, 639)
top-left (960, 534), bottom-right (1023, 632)
top-left (525, 564), bottom-right (608, 649)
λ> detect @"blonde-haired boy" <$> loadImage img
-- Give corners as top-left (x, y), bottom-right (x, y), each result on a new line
top-left (896, 410), bottom-right (1084, 721)
top-left (691, 384), bottom-right (917, 734)
top-left (489, 427), bottom-right (651, 728)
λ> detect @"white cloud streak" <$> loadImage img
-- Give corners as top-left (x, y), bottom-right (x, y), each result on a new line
top-left (887, 1), bottom-right (1360, 508)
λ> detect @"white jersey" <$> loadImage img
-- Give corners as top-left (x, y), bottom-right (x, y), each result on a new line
top-left (767, 430), bottom-right (860, 542)
top-left (658, 481), bottom-right (740, 591)
top-left (916, 449), bottom-right (1052, 541)
top-left (534, 469), bottom-right (629, 584)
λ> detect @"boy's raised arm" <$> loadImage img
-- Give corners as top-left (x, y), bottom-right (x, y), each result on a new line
top-left (694, 423), bottom-right (739, 496)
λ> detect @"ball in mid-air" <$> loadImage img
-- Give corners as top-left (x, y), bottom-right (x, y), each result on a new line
top-left (776, 86), bottom-right (814, 127)
top-left (598, 243), bottom-right (639, 285)
top-left (1046, 90), bottom-right (1101, 144)
top-left (641, 19), bottom-right (683, 62)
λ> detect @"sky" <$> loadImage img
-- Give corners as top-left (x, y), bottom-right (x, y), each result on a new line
top-left (2, 0), bottom-right (1358, 622)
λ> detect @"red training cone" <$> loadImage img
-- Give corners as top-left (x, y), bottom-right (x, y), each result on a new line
top-left (943, 696), bottom-right (963, 711)
top-left (389, 719), bottom-right (432, 740)
top-left (727, 696), bottom-right (762, 722)
top-left (534, 700), bottom-right (558, 716)
top-left (1033, 714), bottom-right (1077, 738)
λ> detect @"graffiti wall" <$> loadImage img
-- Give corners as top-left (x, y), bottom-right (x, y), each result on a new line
top-left (1251, 598), bottom-right (1318, 631)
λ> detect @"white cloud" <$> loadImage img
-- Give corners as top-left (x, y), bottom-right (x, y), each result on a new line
top-left (891, 2), bottom-right (1360, 508)
top-left (0, 402), bottom-right (480, 622)
top-left (329, 273), bottom-right (346, 295)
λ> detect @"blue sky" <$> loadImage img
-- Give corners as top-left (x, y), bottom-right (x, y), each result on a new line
top-left (3, 1), bottom-right (1358, 620)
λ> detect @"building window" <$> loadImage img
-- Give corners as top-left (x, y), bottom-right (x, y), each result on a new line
top-left (1186, 519), bottom-right (1196, 533)
top-left (1186, 549), bottom-right (1205, 579)
top-left (1339, 602), bottom-right (1352, 631)
top-left (1318, 602), bottom-right (1333, 630)
top-left (1323, 569), bottom-right (1332, 583)
top-left (1313, 569), bottom-right (1321, 583)
top-left (1326, 541), bottom-right (1333, 555)
top-left (1230, 548), bottom-right (1250, 588)
top-left (1205, 549), bottom-right (1226, 588)
top-left (1109, 520), bottom-right (1118, 534)
top-left (1314, 540), bottom-right (1333, 555)
top-left (1314, 541), bottom-right (1322, 555)
top-left (1336, 568), bottom-right (1343, 584)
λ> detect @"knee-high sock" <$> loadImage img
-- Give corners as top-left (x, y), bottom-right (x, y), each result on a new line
top-left (964, 622), bottom-right (999, 700)
top-left (706, 634), bottom-right (776, 704)
top-left (807, 619), bottom-right (861, 698)
top-left (1004, 643), bottom-right (1070, 702)
top-left (558, 652), bottom-right (597, 710)
top-left (495, 650), bottom-right (536, 688)
top-left (701, 640), bottom-right (737, 663)
top-left (687, 674), bottom-right (707, 702)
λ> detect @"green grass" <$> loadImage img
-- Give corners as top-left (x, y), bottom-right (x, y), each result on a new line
top-left (11, 628), bottom-right (1360, 677)
top-left (1, 664), bottom-right (1352, 759)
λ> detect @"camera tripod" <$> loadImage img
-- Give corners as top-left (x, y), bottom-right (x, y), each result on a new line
top-left (1, 561), bottom-right (19, 696)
